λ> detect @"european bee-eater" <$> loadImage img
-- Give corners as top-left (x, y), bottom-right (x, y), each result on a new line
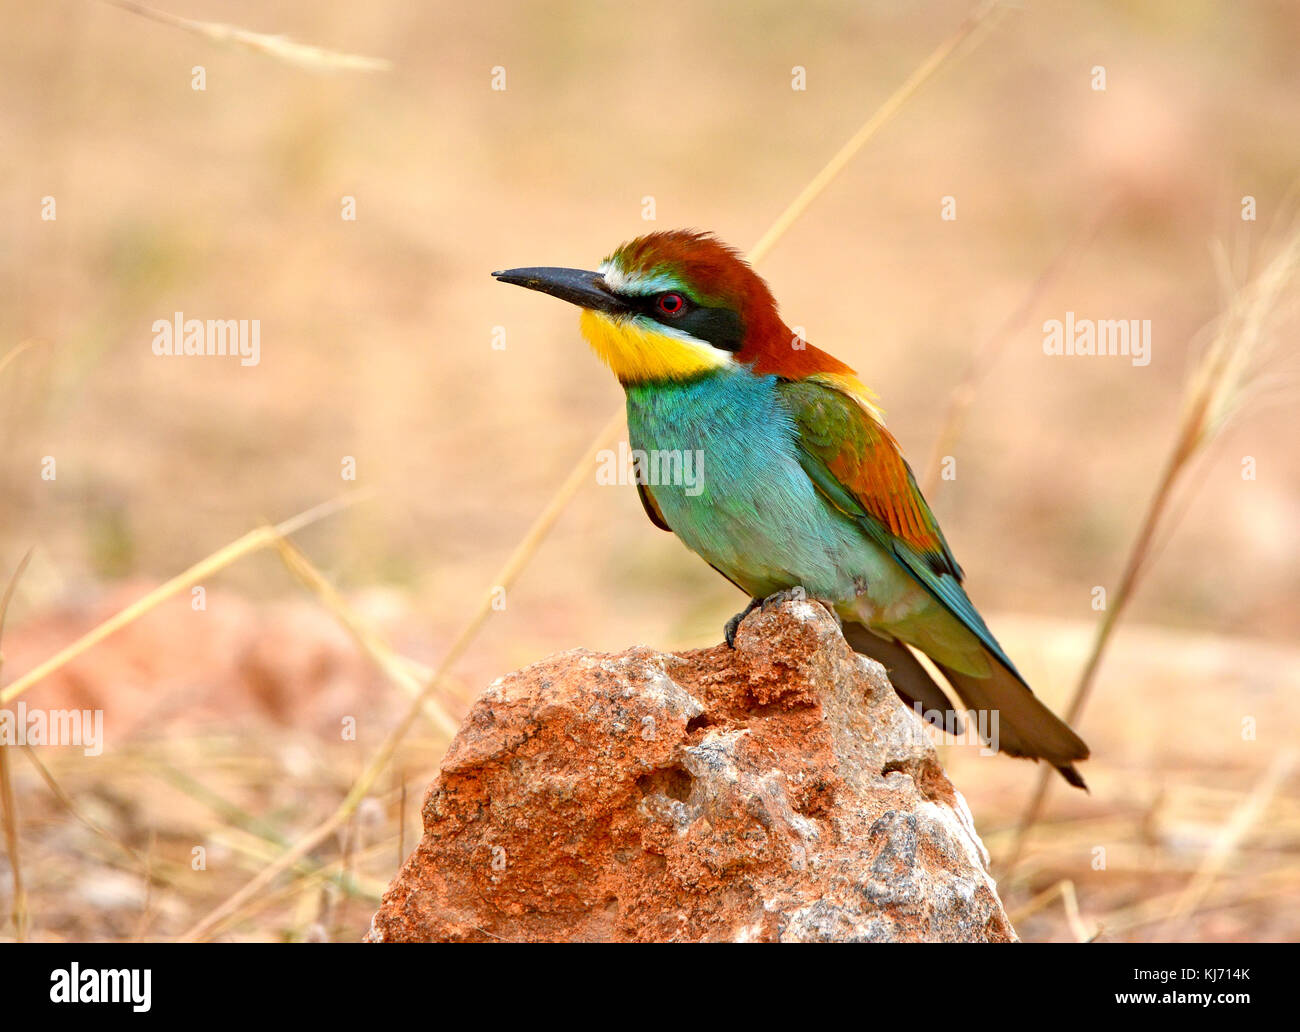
top-left (493, 230), bottom-right (1089, 788)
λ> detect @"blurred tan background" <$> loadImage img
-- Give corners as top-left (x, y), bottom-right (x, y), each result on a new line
top-left (1, 0), bottom-right (1298, 942)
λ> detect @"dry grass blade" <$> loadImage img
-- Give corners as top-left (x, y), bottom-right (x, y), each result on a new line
top-left (1100, 868), bottom-right (1300, 936)
top-left (1159, 748), bottom-right (1298, 939)
top-left (201, 837), bottom-right (398, 942)
top-left (398, 778), bottom-right (408, 872)
top-left (1002, 221), bottom-right (1300, 872)
top-left (0, 550), bottom-right (32, 666)
top-left (179, 407), bottom-right (626, 941)
top-left (0, 490), bottom-right (370, 706)
top-left (921, 198), bottom-right (1114, 495)
top-left (1059, 879), bottom-right (1096, 942)
top-left (0, 746), bottom-right (27, 942)
top-left (21, 745), bottom-right (149, 872)
top-left (1007, 878), bottom-right (1095, 941)
top-left (98, 0), bottom-right (391, 73)
top-left (270, 534), bottom-right (460, 738)
top-left (747, 0), bottom-right (1005, 265)
top-left (203, 823), bottom-right (384, 902)
top-left (1007, 877), bottom-right (1068, 923)
top-left (178, 3), bottom-right (1010, 940)
top-left (0, 340), bottom-right (42, 382)
top-left (0, 549), bottom-right (34, 941)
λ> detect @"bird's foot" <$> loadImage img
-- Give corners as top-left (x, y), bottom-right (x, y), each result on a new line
top-left (723, 597), bottom-right (764, 649)
top-left (760, 586), bottom-right (808, 610)
top-left (766, 587), bottom-right (842, 629)
top-left (724, 587), bottom-right (826, 648)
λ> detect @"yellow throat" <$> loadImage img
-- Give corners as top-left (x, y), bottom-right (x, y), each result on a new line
top-left (578, 310), bottom-right (730, 384)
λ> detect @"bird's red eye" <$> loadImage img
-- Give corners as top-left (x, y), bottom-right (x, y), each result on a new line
top-left (656, 292), bottom-right (686, 316)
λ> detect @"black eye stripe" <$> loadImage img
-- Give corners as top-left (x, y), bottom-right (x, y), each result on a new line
top-left (627, 292), bottom-right (745, 352)
top-left (677, 307), bottom-right (744, 352)
top-left (629, 292), bottom-right (689, 317)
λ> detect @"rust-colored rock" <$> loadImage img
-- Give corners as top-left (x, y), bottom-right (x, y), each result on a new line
top-left (368, 598), bottom-right (1016, 942)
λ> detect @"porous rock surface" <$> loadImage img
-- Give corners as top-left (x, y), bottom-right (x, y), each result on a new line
top-left (367, 599), bottom-right (1016, 942)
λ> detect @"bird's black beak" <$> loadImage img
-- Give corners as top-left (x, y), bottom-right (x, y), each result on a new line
top-left (491, 266), bottom-right (630, 316)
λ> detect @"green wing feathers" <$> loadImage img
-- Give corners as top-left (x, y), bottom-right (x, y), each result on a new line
top-left (781, 376), bottom-right (961, 578)
top-left (779, 376), bottom-right (1019, 676)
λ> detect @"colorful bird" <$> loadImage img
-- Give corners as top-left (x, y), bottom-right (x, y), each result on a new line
top-left (493, 230), bottom-right (1089, 787)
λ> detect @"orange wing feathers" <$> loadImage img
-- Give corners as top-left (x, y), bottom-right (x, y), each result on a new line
top-left (778, 372), bottom-right (961, 579)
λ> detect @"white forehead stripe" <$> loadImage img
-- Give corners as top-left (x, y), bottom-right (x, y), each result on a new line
top-left (598, 261), bottom-right (681, 297)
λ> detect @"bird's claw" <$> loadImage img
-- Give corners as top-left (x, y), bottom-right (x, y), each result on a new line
top-left (723, 597), bottom-right (764, 649)
top-left (724, 587), bottom-right (823, 648)
top-left (760, 586), bottom-right (807, 610)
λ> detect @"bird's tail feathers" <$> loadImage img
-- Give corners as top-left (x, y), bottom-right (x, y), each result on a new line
top-left (842, 621), bottom-right (1088, 790)
top-left (933, 653), bottom-right (1089, 790)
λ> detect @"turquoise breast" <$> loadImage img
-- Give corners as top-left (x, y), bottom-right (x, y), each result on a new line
top-left (623, 368), bottom-right (870, 601)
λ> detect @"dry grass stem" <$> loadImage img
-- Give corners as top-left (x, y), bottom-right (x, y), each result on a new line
top-left (747, 0), bottom-right (1005, 265)
top-left (921, 198), bottom-right (1114, 495)
top-left (99, 0), bottom-right (391, 73)
top-left (1001, 224), bottom-right (1300, 873)
top-left (179, 406), bottom-right (627, 940)
top-left (0, 550), bottom-right (33, 940)
top-left (0, 490), bottom-right (371, 706)
top-left (270, 534), bottom-right (460, 738)
top-left (0, 340), bottom-right (42, 383)
top-left (1159, 748), bottom-right (1298, 938)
